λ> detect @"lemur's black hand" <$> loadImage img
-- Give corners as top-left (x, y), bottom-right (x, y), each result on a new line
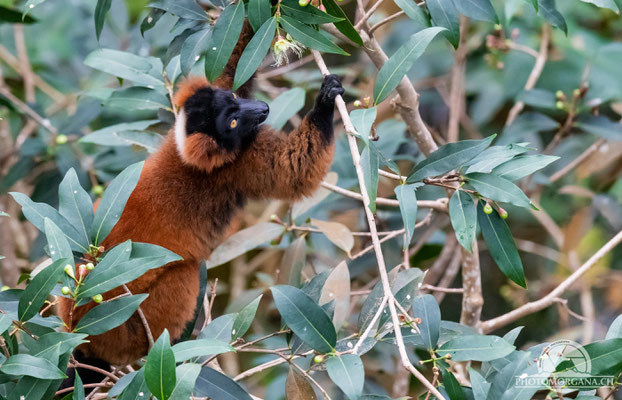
top-left (315, 74), bottom-right (344, 111)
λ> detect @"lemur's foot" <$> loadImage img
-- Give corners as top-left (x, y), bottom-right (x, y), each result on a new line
top-left (317, 74), bottom-right (344, 108)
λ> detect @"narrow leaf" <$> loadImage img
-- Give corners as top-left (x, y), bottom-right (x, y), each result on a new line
top-left (145, 330), bottom-right (176, 400)
top-left (280, 16), bottom-right (349, 55)
top-left (44, 217), bottom-right (73, 262)
top-left (248, 0), bottom-right (271, 31)
top-left (73, 371), bottom-right (85, 400)
top-left (477, 203), bottom-right (526, 288)
top-left (361, 143), bottom-right (379, 212)
top-left (232, 295), bottom-right (262, 339)
top-left (172, 339), bottom-right (234, 362)
top-left (58, 168), bottom-right (93, 249)
top-left (437, 335), bottom-right (515, 361)
top-left (311, 219), bottom-right (354, 257)
top-left (286, 367), bottom-right (317, 400)
top-left (0, 354), bottom-right (66, 379)
top-left (74, 294), bottom-right (148, 335)
top-left (412, 294), bottom-right (441, 350)
top-left (465, 172), bottom-right (532, 209)
top-left (18, 257), bottom-right (69, 322)
top-left (265, 88), bottom-right (306, 130)
top-left (169, 363), bottom-right (201, 400)
top-left (94, 0), bottom-right (112, 40)
top-left (322, 0), bottom-right (364, 45)
top-left (394, 0), bottom-right (430, 25)
top-left (491, 155), bottom-right (559, 181)
top-left (538, 0), bottom-right (567, 34)
top-left (271, 285), bottom-right (336, 353)
top-left (408, 135), bottom-right (495, 182)
top-left (326, 354), bottom-right (364, 400)
top-left (281, 0), bottom-right (344, 24)
top-left (233, 17), bottom-right (277, 90)
top-left (319, 261), bottom-right (350, 329)
top-left (350, 106), bottom-right (377, 145)
top-left (204, 1), bottom-right (245, 81)
top-left (449, 190), bottom-right (477, 253)
top-left (454, 0), bottom-right (498, 23)
top-left (194, 367), bottom-right (253, 399)
top-left (426, 0), bottom-right (460, 47)
top-left (395, 183), bottom-right (419, 250)
top-left (374, 27), bottom-right (445, 104)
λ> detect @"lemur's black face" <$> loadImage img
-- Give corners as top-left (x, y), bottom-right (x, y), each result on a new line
top-left (184, 87), bottom-right (269, 152)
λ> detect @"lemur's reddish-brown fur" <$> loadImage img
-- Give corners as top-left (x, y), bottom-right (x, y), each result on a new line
top-left (58, 20), bottom-right (335, 365)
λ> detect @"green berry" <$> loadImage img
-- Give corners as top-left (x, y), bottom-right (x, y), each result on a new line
top-left (298, 0), bottom-right (310, 6)
top-left (499, 208), bottom-right (508, 219)
top-left (92, 294), bottom-right (103, 303)
top-left (64, 264), bottom-right (75, 278)
top-left (353, 100), bottom-right (362, 108)
top-left (555, 90), bottom-right (564, 99)
top-left (61, 286), bottom-right (71, 295)
top-left (55, 134), bottom-right (68, 145)
top-left (555, 101), bottom-right (565, 110)
top-left (313, 355), bottom-right (324, 363)
top-left (573, 88), bottom-right (581, 97)
top-left (483, 204), bottom-right (493, 214)
top-left (92, 185), bottom-right (104, 196)
top-left (86, 262), bottom-right (95, 270)
top-left (0, 285), bottom-right (9, 292)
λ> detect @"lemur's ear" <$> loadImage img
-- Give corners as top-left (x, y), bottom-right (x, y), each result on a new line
top-left (174, 76), bottom-right (210, 108)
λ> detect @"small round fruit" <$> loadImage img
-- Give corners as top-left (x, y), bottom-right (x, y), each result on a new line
top-left (483, 204), bottom-right (493, 214)
top-left (86, 262), bottom-right (95, 270)
top-left (92, 294), bottom-right (103, 304)
top-left (313, 355), bottom-right (324, 363)
top-left (92, 185), bottom-right (104, 196)
top-left (55, 134), bottom-right (68, 145)
top-left (353, 100), bottom-right (362, 107)
top-left (573, 88), bottom-right (581, 97)
top-left (499, 209), bottom-right (508, 219)
top-left (298, 0), bottom-right (310, 6)
top-left (61, 286), bottom-right (71, 295)
top-left (64, 264), bottom-right (75, 277)
top-left (555, 101), bottom-right (565, 110)
top-left (555, 90), bottom-right (564, 99)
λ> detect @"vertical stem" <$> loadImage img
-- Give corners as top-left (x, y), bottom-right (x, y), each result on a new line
top-left (447, 16), bottom-right (469, 143)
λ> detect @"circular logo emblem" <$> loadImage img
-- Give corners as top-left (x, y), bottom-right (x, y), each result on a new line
top-left (538, 339), bottom-right (591, 375)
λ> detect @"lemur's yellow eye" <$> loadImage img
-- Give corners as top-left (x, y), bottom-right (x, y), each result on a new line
top-left (232, 93), bottom-right (237, 99)
top-left (230, 119), bottom-right (238, 128)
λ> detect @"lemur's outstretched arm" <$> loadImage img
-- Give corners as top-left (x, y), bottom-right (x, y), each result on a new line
top-left (213, 19), bottom-right (255, 98)
top-left (232, 75), bottom-right (343, 200)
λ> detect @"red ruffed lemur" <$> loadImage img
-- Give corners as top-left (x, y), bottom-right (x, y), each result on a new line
top-left (58, 20), bottom-right (343, 384)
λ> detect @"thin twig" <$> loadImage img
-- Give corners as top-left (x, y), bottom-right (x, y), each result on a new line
top-left (354, 0), bottom-right (386, 30)
top-left (313, 50), bottom-right (444, 400)
top-left (480, 230), bottom-right (622, 333)
top-left (549, 139), bottom-right (606, 183)
top-left (55, 382), bottom-right (113, 396)
top-left (70, 360), bottom-right (119, 382)
top-left (0, 86), bottom-right (58, 136)
top-left (505, 25), bottom-right (550, 126)
top-left (421, 284), bottom-right (464, 294)
top-left (352, 295), bottom-right (388, 354)
top-left (122, 284), bottom-right (154, 349)
top-left (370, 11), bottom-right (405, 34)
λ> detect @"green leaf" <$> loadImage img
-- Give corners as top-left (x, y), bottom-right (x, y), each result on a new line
top-left (271, 285), bottom-right (336, 353)
top-left (145, 330), bottom-right (176, 400)
top-left (606, 314), bottom-right (622, 339)
top-left (94, 0), bottom-right (112, 40)
top-left (180, 28), bottom-right (212, 76)
top-left (465, 172), bottom-right (532, 208)
top-left (378, 270), bottom-right (421, 329)
top-left (58, 169), bottom-right (94, 249)
top-left (0, 354), bottom-right (66, 379)
top-left (233, 17), bottom-right (277, 90)
top-left (491, 155), bottom-right (559, 181)
top-left (279, 16), bottom-right (349, 55)
top-left (574, 115), bottom-right (622, 140)
top-left (91, 161), bottom-right (144, 246)
top-left (73, 372), bottom-right (85, 400)
top-left (449, 190), bottom-right (477, 253)
top-left (581, 0), bottom-right (619, 13)
top-left (326, 354), bottom-right (364, 400)
top-left (194, 367), bottom-right (253, 399)
top-left (281, 0), bottom-right (344, 23)
top-left (413, 294), bottom-right (441, 350)
top-left (322, 0), bottom-right (364, 46)
top-left (442, 369), bottom-right (466, 400)
top-left (1, 6), bottom-right (34, 24)
top-left (395, 183), bottom-right (419, 250)
top-left (556, 339), bottom-right (622, 377)
top-left (107, 87), bottom-right (171, 111)
top-left (169, 363), bottom-right (201, 400)
top-left (437, 335), bottom-right (515, 361)
top-left (29, 332), bottom-right (88, 358)
top-left (477, 203), bottom-right (526, 288)
top-left (408, 135), bottom-right (495, 182)
top-left (426, 0), bottom-right (460, 47)
top-left (468, 368), bottom-right (491, 399)
top-left (78, 254), bottom-right (180, 300)
top-left (18, 257), bottom-right (69, 322)
top-left (286, 367), bottom-right (318, 400)
top-left (465, 143), bottom-right (532, 174)
top-left (206, 222), bottom-right (284, 268)
top-left (374, 27), bottom-right (445, 105)
top-left (394, 0), bottom-right (430, 26)
top-left (265, 88), bottom-right (306, 130)
top-left (21, 0), bottom-right (46, 19)
top-left (140, 8), bottom-right (165, 36)
top-left (0, 313), bottom-right (13, 335)
top-left (537, 0), bottom-right (567, 34)
top-left (119, 369), bottom-right (151, 400)
top-left (248, 0), bottom-right (271, 31)
top-left (454, 0), bottom-right (498, 23)
top-left (517, 88), bottom-right (556, 109)
top-left (74, 294), bottom-right (148, 335)
top-left (171, 339), bottom-right (234, 362)
top-left (10, 192), bottom-right (87, 252)
top-left (199, 314), bottom-right (236, 342)
top-left (283, 236), bottom-right (307, 287)
top-left (319, 261), bottom-right (351, 329)
top-left (148, 0), bottom-right (208, 20)
top-left (85, 49), bottom-right (164, 88)
top-left (44, 217), bottom-right (73, 262)
top-left (204, 1), bottom-right (245, 81)
top-left (357, 281), bottom-right (384, 333)
top-left (361, 143), bottom-right (379, 213)
top-left (232, 295), bottom-right (262, 339)
top-left (81, 120), bottom-right (159, 146)
top-left (350, 106), bottom-right (377, 145)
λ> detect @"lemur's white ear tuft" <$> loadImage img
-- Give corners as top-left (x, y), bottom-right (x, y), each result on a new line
top-left (174, 107), bottom-right (187, 157)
